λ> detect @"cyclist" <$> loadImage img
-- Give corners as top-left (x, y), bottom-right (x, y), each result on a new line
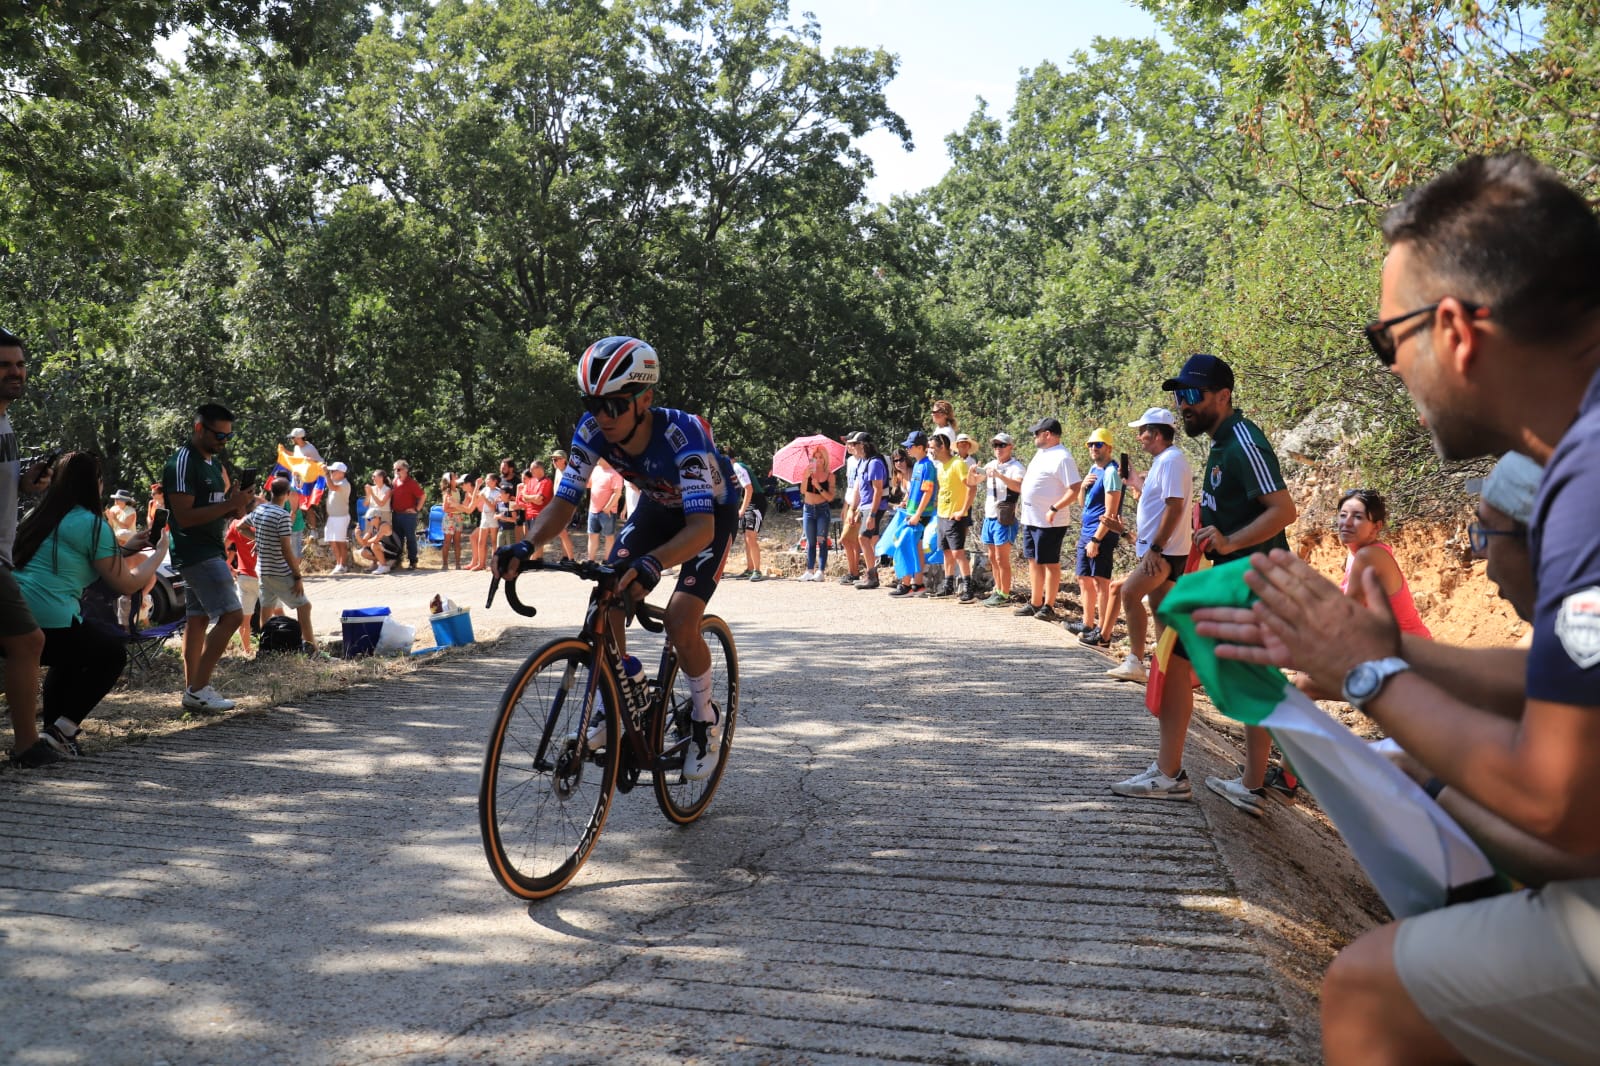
top-left (496, 336), bottom-right (740, 780)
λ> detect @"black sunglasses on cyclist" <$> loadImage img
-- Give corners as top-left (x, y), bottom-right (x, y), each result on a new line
top-left (203, 423), bottom-right (234, 442)
top-left (1364, 301), bottom-right (1488, 366)
top-left (581, 393), bottom-right (640, 418)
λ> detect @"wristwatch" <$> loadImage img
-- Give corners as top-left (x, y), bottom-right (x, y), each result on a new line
top-left (1341, 657), bottom-right (1410, 711)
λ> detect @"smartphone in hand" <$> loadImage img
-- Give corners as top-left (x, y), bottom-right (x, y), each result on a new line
top-left (237, 466), bottom-right (261, 492)
top-left (150, 507), bottom-right (170, 539)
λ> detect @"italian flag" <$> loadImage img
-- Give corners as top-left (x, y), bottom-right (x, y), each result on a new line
top-left (1157, 559), bottom-right (1503, 918)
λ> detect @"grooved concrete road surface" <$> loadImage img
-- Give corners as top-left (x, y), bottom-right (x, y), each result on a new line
top-left (1, 569), bottom-right (1308, 1064)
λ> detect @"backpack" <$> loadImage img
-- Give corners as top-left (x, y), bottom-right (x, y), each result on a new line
top-left (257, 615), bottom-right (303, 656)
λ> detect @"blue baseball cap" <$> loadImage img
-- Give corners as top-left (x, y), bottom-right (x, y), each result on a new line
top-left (1162, 353), bottom-right (1235, 392)
top-left (902, 430), bottom-right (929, 448)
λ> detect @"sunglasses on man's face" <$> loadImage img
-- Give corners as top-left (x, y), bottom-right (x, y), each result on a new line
top-left (1364, 301), bottom-right (1489, 366)
top-left (1172, 387), bottom-right (1212, 408)
top-left (204, 423), bottom-right (234, 442)
top-left (582, 393), bottom-right (638, 418)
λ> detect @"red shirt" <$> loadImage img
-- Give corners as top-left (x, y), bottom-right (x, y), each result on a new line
top-left (226, 517), bottom-right (259, 578)
top-left (520, 477), bottom-right (554, 520)
top-left (390, 475), bottom-right (424, 514)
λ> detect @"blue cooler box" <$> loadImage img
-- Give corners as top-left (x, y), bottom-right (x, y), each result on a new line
top-left (341, 607), bottom-right (390, 658)
top-left (429, 608), bottom-right (475, 648)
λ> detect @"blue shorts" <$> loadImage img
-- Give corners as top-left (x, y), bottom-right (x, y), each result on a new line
top-left (1074, 531), bottom-right (1120, 579)
top-left (1021, 525), bottom-right (1068, 566)
top-left (181, 555), bottom-right (243, 619)
top-left (587, 511), bottom-right (616, 536)
top-left (610, 497), bottom-right (738, 604)
top-left (980, 518), bottom-right (1018, 546)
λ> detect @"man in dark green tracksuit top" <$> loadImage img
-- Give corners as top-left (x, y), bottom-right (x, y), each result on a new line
top-left (1110, 354), bottom-right (1297, 814)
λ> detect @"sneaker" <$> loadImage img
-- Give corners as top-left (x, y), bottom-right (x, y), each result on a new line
top-left (982, 591), bottom-right (1008, 607)
top-left (182, 686), bottom-right (236, 714)
top-left (1013, 602), bottom-right (1039, 617)
top-left (682, 705), bottom-right (723, 781)
top-left (958, 579), bottom-right (975, 604)
top-left (838, 572), bottom-right (860, 585)
top-left (1263, 764), bottom-right (1301, 800)
top-left (1078, 626), bottom-right (1102, 644)
top-left (1034, 605), bottom-right (1060, 623)
top-left (888, 583), bottom-right (913, 598)
top-left (748, 571), bottom-right (765, 582)
top-left (42, 723), bottom-right (82, 758)
top-left (1066, 620), bottom-right (1087, 634)
top-left (730, 569), bottom-right (752, 580)
top-left (331, 564), bottom-right (346, 575)
top-left (1110, 762), bottom-right (1191, 800)
top-left (1205, 774), bottom-right (1268, 817)
top-left (373, 565), bottom-right (390, 575)
top-left (855, 573), bottom-right (880, 590)
top-left (1106, 655), bottom-right (1148, 683)
top-left (8, 738), bottom-right (65, 769)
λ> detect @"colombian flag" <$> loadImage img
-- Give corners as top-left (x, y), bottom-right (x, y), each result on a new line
top-left (277, 445), bottom-right (327, 507)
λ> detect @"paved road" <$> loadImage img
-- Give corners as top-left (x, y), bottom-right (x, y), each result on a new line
top-left (1, 570), bottom-right (1305, 1064)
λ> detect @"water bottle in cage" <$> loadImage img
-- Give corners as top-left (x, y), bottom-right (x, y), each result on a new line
top-left (620, 654), bottom-right (651, 727)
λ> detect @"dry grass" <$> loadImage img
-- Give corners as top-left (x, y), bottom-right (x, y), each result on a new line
top-left (2, 635), bottom-right (500, 768)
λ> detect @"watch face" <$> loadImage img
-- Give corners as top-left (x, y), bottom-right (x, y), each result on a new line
top-left (1347, 663), bottom-right (1380, 700)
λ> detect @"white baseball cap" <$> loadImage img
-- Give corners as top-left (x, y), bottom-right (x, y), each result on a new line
top-left (1128, 407), bottom-right (1179, 430)
top-left (289, 428), bottom-right (307, 440)
top-left (328, 461), bottom-right (348, 473)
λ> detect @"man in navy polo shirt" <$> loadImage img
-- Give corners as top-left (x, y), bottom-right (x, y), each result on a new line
top-left (1193, 154), bottom-right (1600, 1065)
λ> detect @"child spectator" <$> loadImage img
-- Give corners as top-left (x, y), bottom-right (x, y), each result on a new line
top-left (225, 496), bottom-right (261, 656)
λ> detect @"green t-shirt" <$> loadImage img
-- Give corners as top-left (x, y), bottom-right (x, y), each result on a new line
top-left (14, 507), bottom-right (119, 628)
top-left (162, 442), bottom-right (230, 569)
top-left (1200, 410), bottom-right (1290, 565)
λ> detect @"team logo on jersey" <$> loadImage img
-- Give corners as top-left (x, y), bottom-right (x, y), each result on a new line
top-left (679, 455), bottom-right (708, 482)
top-left (1209, 465), bottom-right (1222, 489)
top-left (616, 547), bottom-right (630, 558)
top-left (683, 576), bottom-right (696, 588)
top-left (571, 445), bottom-right (592, 467)
top-left (1556, 587), bottom-right (1600, 669)
top-left (666, 425), bottom-right (689, 452)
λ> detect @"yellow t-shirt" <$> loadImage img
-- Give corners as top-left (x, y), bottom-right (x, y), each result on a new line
top-left (935, 456), bottom-right (972, 518)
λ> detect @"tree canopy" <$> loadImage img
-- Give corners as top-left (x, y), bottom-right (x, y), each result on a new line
top-left (3, 0), bottom-right (1595, 508)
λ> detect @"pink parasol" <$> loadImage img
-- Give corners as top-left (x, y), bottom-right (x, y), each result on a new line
top-left (771, 434), bottom-right (846, 485)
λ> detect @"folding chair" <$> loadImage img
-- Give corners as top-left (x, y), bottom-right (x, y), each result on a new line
top-left (424, 504), bottom-right (446, 546)
top-left (126, 618), bottom-right (187, 679)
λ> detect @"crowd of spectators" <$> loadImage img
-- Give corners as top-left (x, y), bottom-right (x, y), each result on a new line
top-left (5, 152), bottom-right (1598, 1064)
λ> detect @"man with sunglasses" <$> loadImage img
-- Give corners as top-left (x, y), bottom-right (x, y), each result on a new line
top-left (498, 336), bottom-right (739, 781)
top-left (1111, 354), bottom-right (1296, 814)
top-left (163, 403), bottom-right (253, 714)
top-left (1192, 155), bottom-right (1600, 1066)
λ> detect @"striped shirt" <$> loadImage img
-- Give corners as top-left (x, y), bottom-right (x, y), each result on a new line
top-left (247, 502), bottom-right (295, 577)
top-left (1199, 410), bottom-right (1289, 564)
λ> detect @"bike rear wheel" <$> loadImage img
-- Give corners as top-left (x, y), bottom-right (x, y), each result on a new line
top-left (479, 638), bottom-right (622, 900)
top-left (652, 614), bottom-right (739, 824)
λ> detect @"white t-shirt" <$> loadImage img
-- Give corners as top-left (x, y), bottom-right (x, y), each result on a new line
top-left (982, 457), bottom-right (1026, 520)
top-left (293, 441), bottom-right (323, 464)
top-left (1019, 444), bottom-right (1081, 527)
top-left (1134, 445), bottom-right (1194, 557)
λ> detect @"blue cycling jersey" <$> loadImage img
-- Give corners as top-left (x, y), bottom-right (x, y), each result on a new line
top-left (559, 407), bottom-right (739, 515)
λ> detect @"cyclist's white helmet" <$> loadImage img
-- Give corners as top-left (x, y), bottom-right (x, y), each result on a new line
top-left (577, 336), bottom-right (660, 397)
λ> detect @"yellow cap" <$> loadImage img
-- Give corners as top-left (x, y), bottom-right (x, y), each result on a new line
top-left (1086, 428), bottom-right (1113, 446)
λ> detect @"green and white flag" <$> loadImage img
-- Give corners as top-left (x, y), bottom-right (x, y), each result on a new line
top-left (1158, 559), bottom-right (1500, 918)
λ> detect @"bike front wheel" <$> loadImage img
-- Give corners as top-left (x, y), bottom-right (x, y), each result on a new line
top-left (480, 638), bottom-right (622, 900)
top-left (652, 614), bottom-right (739, 824)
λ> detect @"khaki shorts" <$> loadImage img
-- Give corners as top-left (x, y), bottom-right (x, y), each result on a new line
top-left (0, 567), bottom-right (38, 638)
top-left (259, 572), bottom-right (310, 612)
top-left (1395, 877), bottom-right (1600, 1064)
